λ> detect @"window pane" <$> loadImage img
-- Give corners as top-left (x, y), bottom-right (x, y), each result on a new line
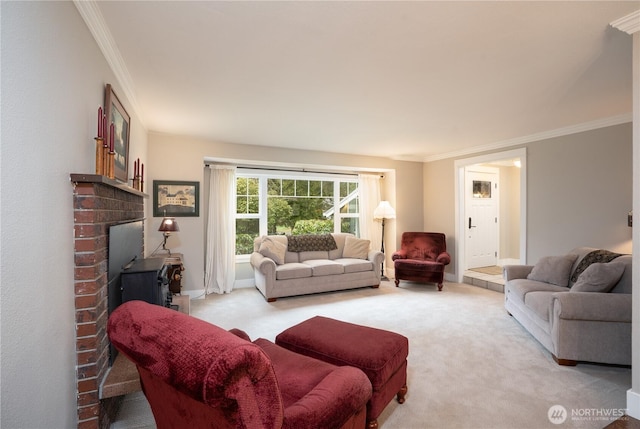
top-left (341, 217), bottom-right (359, 235)
top-left (295, 180), bottom-right (309, 197)
top-left (267, 178), bottom-right (281, 195)
top-left (281, 179), bottom-right (294, 196)
top-left (309, 180), bottom-right (322, 196)
top-left (236, 219), bottom-right (259, 255)
top-left (322, 181), bottom-right (334, 197)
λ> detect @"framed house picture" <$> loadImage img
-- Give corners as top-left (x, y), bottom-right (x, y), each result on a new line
top-left (153, 180), bottom-right (200, 217)
top-left (104, 84), bottom-right (130, 183)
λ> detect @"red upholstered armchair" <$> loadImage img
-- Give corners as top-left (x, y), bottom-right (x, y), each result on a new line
top-left (392, 232), bottom-right (451, 291)
top-left (108, 301), bottom-right (371, 429)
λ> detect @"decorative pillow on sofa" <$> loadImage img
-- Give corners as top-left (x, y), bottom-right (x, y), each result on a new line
top-left (259, 237), bottom-right (287, 265)
top-left (570, 262), bottom-right (625, 293)
top-left (343, 236), bottom-right (370, 259)
top-left (527, 254), bottom-right (578, 287)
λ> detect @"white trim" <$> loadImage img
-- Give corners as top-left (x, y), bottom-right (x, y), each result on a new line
top-left (611, 10), bottom-right (640, 35)
top-left (422, 114), bottom-right (631, 163)
top-left (234, 279), bottom-right (255, 289)
top-left (180, 289), bottom-right (206, 300)
top-left (454, 148), bottom-right (527, 283)
top-left (73, 0), bottom-right (145, 126)
top-left (627, 389), bottom-right (640, 420)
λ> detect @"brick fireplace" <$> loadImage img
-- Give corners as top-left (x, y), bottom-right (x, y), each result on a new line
top-left (71, 174), bottom-right (146, 429)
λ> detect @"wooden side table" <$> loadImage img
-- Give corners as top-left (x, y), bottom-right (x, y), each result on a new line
top-left (163, 253), bottom-right (184, 294)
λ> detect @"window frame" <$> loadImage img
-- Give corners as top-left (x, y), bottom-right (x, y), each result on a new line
top-left (235, 169), bottom-right (359, 259)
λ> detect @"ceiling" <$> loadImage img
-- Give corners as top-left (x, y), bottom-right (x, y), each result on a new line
top-left (87, 1), bottom-right (638, 161)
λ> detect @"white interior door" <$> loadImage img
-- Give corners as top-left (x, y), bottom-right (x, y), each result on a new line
top-left (465, 166), bottom-right (498, 269)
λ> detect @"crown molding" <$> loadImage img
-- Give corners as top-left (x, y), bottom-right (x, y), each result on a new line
top-left (610, 10), bottom-right (640, 35)
top-left (73, 0), bottom-right (145, 126)
top-left (421, 113), bottom-right (632, 163)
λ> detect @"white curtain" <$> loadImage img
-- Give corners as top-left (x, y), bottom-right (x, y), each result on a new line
top-left (205, 165), bottom-right (236, 294)
top-left (358, 174), bottom-right (381, 251)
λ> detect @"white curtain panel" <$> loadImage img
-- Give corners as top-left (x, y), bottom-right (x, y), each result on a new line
top-left (357, 174), bottom-right (381, 251)
top-left (205, 165), bottom-right (237, 294)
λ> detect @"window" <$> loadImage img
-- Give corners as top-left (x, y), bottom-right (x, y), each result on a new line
top-left (235, 171), bottom-right (359, 255)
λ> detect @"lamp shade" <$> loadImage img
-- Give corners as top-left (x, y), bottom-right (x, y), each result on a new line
top-left (159, 217), bottom-right (179, 233)
top-left (373, 201), bottom-right (396, 220)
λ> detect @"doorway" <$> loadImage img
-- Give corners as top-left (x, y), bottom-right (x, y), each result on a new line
top-left (465, 165), bottom-right (498, 269)
top-left (454, 148), bottom-right (527, 283)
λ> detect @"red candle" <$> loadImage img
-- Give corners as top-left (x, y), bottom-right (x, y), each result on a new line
top-left (110, 123), bottom-right (114, 152)
top-left (137, 158), bottom-right (140, 176)
top-left (141, 163), bottom-right (144, 178)
top-left (103, 115), bottom-right (107, 145)
top-left (97, 107), bottom-right (102, 137)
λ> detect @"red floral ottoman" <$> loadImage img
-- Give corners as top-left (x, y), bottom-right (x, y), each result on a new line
top-left (276, 316), bottom-right (408, 429)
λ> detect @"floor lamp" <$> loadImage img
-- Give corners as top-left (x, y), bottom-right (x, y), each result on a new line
top-left (374, 201), bottom-right (396, 280)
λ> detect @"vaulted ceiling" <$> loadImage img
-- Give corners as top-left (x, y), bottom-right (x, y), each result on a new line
top-left (84, 1), bottom-right (638, 161)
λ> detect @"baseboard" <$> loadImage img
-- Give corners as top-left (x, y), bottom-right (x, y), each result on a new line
top-left (498, 258), bottom-right (521, 266)
top-left (234, 278), bottom-right (255, 289)
top-left (627, 389), bottom-right (640, 420)
top-left (180, 289), bottom-right (206, 300)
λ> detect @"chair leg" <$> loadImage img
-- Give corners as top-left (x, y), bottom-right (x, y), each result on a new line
top-left (437, 282), bottom-right (443, 291)
top-left (367, 419), bottom-right (379, 429)
top-left (394, 279), bottom-right (400, 287)
top-left (397, 384), bottom-right (408, 404)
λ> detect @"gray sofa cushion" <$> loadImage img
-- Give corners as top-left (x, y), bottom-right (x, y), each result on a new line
top-left (258, 237), bottom-right (287, 265)
top-left (335, 258), bottom-right (374, 274)
top-left (507, 278), bottom-right (568, 302)
top-left (527, 254), bottom-right (578, 287)
top-left (276, 263), bottom-right (313, 280)
top-left (571, 262), bottom-right (625, 293)
top-left (524, 291), bottom-right (556, 323)
top-left (343, 236), bottom-right (371, 259)
top-left (302, 259), bottom-right (344, 276)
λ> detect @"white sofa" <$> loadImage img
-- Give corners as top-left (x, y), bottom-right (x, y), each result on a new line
top-left (250, 233), bottom-right (383, 302)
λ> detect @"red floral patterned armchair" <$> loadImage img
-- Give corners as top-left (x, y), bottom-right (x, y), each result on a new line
top-left (108, 300), bottom-right (371, 429)
top-left (392, 232), bottom-right (451, 291)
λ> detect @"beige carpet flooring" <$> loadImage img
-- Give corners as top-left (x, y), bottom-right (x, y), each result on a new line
top-left (111, 281), bottom-right (631, 429)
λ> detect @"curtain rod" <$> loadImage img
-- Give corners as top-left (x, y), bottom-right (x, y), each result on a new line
top-left (204, 162), bottom-right (384, 178)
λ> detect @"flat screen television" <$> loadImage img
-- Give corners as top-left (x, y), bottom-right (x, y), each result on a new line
top-left (108, 219), bottom-right (144, 315)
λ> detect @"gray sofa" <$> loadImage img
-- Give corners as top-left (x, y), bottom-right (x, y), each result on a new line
top-left (504, 247), bottom-right (632, 366)
top-left (250, 233), bottom-right (383, 302)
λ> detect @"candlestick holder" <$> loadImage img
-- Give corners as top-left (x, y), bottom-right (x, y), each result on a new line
top-left (95, 137), bottom-right (104, 175)
top-left (107, 152), bottom-right (115, 179)
top-left (132, 176), bottom-right (140, 191)
top-left (140, 179), bottom-right (144, 193)
top-left (102, 142), bottom-right (110, 176)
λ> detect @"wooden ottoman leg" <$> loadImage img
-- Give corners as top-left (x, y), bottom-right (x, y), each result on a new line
top-left (397, 384), bottom-right (408, 404)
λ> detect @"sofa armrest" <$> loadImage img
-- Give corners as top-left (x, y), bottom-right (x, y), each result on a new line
top-left (391, 250), bottom-right (407, 261)
top-left (436, 251), bottom-right (451, 265)
top-left (502, 265), bottom-right (534, 281)
top-left (552, 292), bottom-right (632, 322)
top-left (368, 250), bottom-right (384, 265)
top-left (283, 366), bottom-right (372, 429)
top-left (250, 252), bottom-right (276, 278)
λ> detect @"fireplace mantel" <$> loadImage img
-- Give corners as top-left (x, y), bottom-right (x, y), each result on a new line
top-left (70, 174), bottom-right (148, 198)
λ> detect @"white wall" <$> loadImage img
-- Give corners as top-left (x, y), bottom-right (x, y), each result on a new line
top-left (146, 132), bottom-right (424, 293)
top-left (1, 3), bottom-right (147, 427)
